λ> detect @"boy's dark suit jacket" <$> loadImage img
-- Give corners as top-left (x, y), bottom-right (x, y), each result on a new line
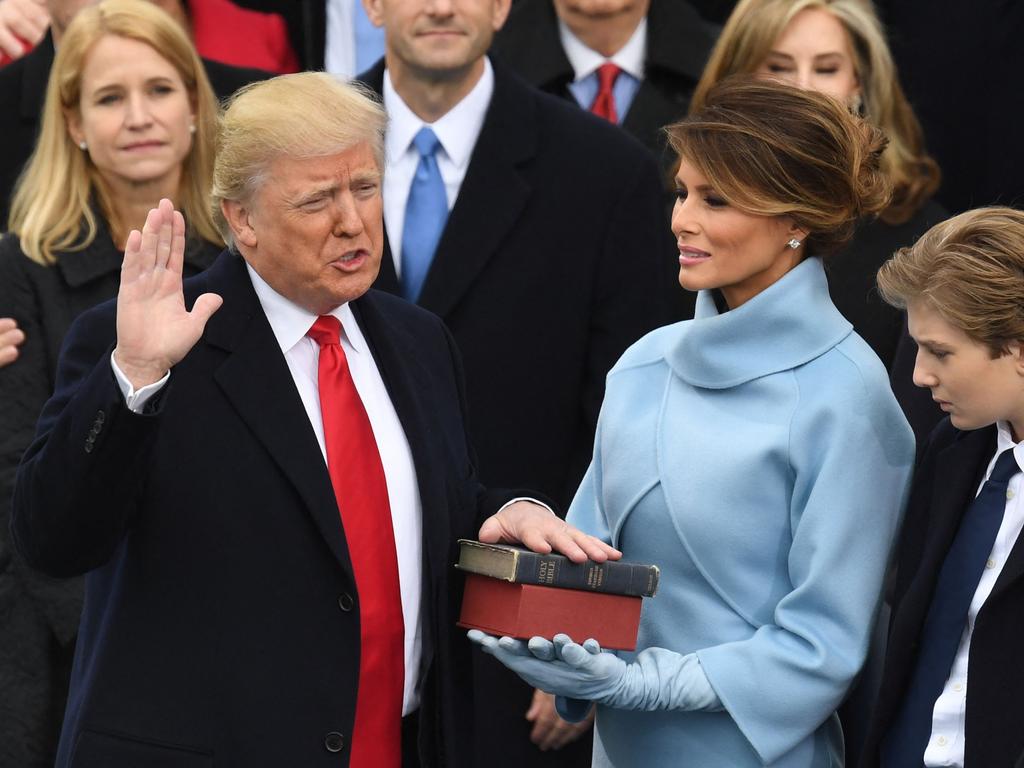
top-left (360, 58), bottom-right (675, 767)
top-left (861, 421), bottom-right (1024, 767)
top-left (10, 250), bottom-right (522, 768)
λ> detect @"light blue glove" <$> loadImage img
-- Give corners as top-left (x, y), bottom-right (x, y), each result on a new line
top-left (468, 631), bottom-right (722, 713)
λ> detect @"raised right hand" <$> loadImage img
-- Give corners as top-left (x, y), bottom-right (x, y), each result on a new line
top-left (113, 199), bottom-right (222, 389)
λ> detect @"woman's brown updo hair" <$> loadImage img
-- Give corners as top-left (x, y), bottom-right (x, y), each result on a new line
top-left (666, 76), bottom-right (891, 257)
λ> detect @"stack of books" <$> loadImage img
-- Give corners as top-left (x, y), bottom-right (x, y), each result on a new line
top-left (455, 539), bottom-right (659, 651)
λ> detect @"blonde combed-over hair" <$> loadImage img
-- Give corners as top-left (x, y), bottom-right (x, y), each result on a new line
top-left (8, 0), bottom-right (221, 265)
top-left (877, 207), bottom-right (1024, 357)
top-left (691, 0), bottom-right (939, 226)
top-left (212, 72), bottom-right (387, 247)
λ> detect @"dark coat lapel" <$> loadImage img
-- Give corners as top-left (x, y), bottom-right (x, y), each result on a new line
top-left (349, 291), bottom-right (456, 670)
top-left (894, 427), bottom-right (996, 641)
top-left (361, 61), bottom-right (535, 317)
top-left (349, 292), bottom-right (450, 572)
top-left (416, 67), bottom-right (534, 316)
top-left (198, 252), bottom-right (355, 582)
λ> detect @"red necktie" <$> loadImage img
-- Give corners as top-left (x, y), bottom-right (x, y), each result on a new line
top-left (308, 316), bottom-right (404, 768)
top-left (590, 62), bottom-right (622, 124)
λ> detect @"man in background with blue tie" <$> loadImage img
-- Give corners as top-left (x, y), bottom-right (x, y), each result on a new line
top-left (358, 0), bottom-right (671, 764)
top-left (861, 208), bottom-right (1024, 767)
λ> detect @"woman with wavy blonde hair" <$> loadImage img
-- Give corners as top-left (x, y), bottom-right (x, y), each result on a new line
top-left (692, 0), bottom-right (943, 374)
top-left (0, 2), bottom-right (221, 765)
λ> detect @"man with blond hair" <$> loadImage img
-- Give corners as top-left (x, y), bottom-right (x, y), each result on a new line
top-left (10, 72), bottom-right (614, 768)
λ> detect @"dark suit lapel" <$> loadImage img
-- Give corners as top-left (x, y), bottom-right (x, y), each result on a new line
top-left (989, 453), bottom-right (1024, 601)
top-left (350, 292), bottom-right (450, 664)
top-left (200, 253), bottom-right (355, 582)
top-left (410, 65), bottom-right (535, 318)
top-left (892, 427), bottom-right (996, 643)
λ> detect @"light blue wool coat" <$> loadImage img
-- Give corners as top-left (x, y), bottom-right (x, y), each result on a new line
top-left (564, 258), bottom-right (915, 766)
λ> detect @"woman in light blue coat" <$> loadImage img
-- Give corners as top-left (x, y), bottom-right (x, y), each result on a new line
top-left (472, 77), bottom-right (916, 766)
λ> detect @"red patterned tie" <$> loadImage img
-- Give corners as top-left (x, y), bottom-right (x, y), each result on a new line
top-left (590, 62), bottom-right (622, 123)
top-left (308, 316), bottom-right (404, 768)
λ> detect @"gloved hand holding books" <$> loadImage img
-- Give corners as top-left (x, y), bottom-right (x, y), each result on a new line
top-left (468, 631), bottom-right (722, 714)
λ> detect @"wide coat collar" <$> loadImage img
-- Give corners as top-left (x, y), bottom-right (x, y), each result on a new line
top-left (667, 257), bottom-right (853, 389)
top-left (361, 59), bottom-right (536, 318)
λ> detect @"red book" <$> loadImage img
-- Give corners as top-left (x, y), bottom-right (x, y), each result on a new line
top-left (458, 573), bottom-right (643, 651)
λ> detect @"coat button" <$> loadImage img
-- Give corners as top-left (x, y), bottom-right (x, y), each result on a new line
top-left (324, 732), bottom-right (344, 752)
top-left (338, 593), bottom-right (355, 612)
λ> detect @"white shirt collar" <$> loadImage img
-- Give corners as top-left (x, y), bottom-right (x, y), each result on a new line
top-left (245, 261), bottom-right (366, 356)
top-left (557, 16), bottom-right (647, 83)
top-left (383, 57), bottom-right (494, 171)
top-left (995, 421), bottom-right (1024, 464)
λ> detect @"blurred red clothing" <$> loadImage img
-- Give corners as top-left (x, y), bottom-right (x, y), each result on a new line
top-left (189, 0), bottom-right (298, 74)
top-left (0, 1), bottom-right (298, 74)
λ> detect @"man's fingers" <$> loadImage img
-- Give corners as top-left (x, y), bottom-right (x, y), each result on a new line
top-left (189, 293), bottom-right (223, 333)
top-left (139, 207), bottom-right (163, 271)
top-left (524, 688), bottom-right (545, 721)
top-left (5, 0), bottom-right (47, 41)
top-left (121, 229), bottom-right (144, 284)
top-left (154, 199), bottom-right (175, 269)
top-left (166, 209), bottom-right (186, 274)
top-left (0, 22), bottom-right (24, 57)
top-left (574, 533), bottom-right (622, 562)
top-left (476, 515), bottom-right (506, 544)
top-left (529, 712), bottom-right (557, 749)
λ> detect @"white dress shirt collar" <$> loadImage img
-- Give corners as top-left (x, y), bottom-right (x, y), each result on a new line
top-left (557, 16), bottom-right (647, 82)
top-left (995, 420), bottom-right (1023, 463)
top-left (245, 261), bottom-right (367, 357)
top-left (383, 57), bottom-right (495, 172)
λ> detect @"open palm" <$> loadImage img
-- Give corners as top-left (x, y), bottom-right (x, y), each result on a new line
top-left (113, 199), bottom-right (222, 389)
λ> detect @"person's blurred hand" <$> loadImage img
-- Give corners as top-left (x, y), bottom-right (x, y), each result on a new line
top-left (0, 0), bottom-right (49, 60)
top-left (0, 317), bottom-right (25, 367)
top-left (525, 688), bottom-right (594, 751)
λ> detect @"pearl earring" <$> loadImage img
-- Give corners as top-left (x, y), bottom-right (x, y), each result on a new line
top-left (787, 238), bottom-right (802, 250)
top-left (79, 140), bottom-right (88, 151)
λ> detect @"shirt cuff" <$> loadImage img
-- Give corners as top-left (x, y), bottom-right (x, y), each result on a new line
top-left (110, 352), bottom-right (170, 414)
top-left (496, 497), bottom-right (555, 516)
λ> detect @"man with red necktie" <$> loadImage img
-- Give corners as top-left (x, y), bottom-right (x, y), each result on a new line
top-left (9, 71), bottom-right (615, 768)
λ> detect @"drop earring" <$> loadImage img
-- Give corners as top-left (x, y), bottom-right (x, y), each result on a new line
top-left (787, 238), bottom-right (802, 250)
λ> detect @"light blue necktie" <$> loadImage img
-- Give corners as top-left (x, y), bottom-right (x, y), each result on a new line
top-left (400, 127), bottom-right (448, 303)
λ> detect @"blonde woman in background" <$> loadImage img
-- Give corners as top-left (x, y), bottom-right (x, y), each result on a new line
top-left (693, 0), bottom-right (942, 377)
top-left (0, 2), bottom-right (220, 765)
